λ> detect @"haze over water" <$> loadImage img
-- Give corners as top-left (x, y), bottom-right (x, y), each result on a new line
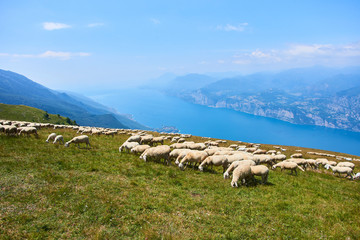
top-left (91, 88), bottom-right (360, 156)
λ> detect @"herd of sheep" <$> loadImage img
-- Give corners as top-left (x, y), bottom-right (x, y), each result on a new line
top-left (1, 119), bottom-right (360, 186)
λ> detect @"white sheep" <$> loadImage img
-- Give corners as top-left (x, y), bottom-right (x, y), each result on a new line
top-left (272, 161), bottom-right (305, 175)
top-left (46, 133), bottom-right (57, 143)
top-left (151, 136), bottom-right (164, 145)
top-left (325, 164), bottom-right (354, 180)
top-left (305, 159), bottom-right (318, 169)
top-left (253, 149), bottom-right (267, 155)
top-left (336, 162), bottom-right (355, 170)
top-left (178, 151), bottom-right (208, 170)
top-left (119, 141), bottom-right (139, 153)
top-left (198, 155), bottom-right (229, 172)
top-left (65, 135), bottom-right (91, 148)
top-left (231, 165), bottom-right (253, 187)
top-left (290, 153), bottom-right (303, 158)
top-left (186, 143), bottom-right (206, 150)
top-left (250, 165), bottom-right (269, 184)
top-left (171, 149), bottom-right (192, 165)
top-left (223, 160), bottom-right (256, 179)
top-left (284, 158), bottom-right (308, 170)
top-left (140, 145), bottom-right (171, 164)
top-left (53, 135), bottom-right (64, 145)
top-left (225, 153), bottom-right (254, 164)
top-left (316, 158), bottom-right (329, 168)
top-left (354, 172), bottom-right (360, 180)
top-left (130, 145), bottom-right (151, 154)
top-left (126, 135), bottom-right (141, 143)
top-left (18, 127), bottom-right (38, 137)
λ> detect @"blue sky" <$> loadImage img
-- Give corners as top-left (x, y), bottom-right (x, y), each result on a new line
top-left (0, 0), bottom-right (360, 90)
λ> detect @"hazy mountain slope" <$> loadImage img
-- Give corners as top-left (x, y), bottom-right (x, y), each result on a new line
top-left (0, 69), bottom-right (148, 129)
top-left (176, 67), bottom-right (360, 132)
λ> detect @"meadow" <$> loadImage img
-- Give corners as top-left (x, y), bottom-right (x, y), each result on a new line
top-left (0, 128), bottom-right (359, 239)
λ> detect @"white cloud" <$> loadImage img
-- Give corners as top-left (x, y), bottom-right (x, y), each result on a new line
top-left (0, 51), bottom-right (91, 60)
top-left (217, 23), bottom-right (248, 32)
top-left (43, 22), bottom-right (71, 30)
top-left (150, 18), bottom-right (161, 25)
top-left (87, 23), bottom-right (104, 28)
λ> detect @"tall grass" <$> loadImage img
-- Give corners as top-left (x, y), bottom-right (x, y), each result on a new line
top-left (0, 128), bottom-right (359, 239)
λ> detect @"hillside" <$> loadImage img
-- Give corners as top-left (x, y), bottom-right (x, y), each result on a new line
top-left (170, 66), bottom-right (360, 132)
top-left (0, 69), bottom-right (149, 130)
top-left (0, 103), bottom-right (77, 125)
top-left (0, 127), bottom-right (359, 239)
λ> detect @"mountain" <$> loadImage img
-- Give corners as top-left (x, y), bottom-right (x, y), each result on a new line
top-left (171, 66), bottom-right (360, 132)
top-left (0, 69), bottom-right (149, 130)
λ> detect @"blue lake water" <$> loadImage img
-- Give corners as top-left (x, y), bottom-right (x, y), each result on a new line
top-left (89, 88), bottom-right (360, 156)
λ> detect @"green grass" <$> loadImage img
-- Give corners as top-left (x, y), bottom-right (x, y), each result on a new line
top-left (0, 128), bottom-right (359, 239)
top-left (0, 103), bottom-right (76, 125)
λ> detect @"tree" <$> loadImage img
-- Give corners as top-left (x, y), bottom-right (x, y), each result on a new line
top-left (43, 111), bottom-right (50, 120)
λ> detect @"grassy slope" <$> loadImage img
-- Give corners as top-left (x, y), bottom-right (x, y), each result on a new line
top-left (0, 129), bottom-right (359, 239)
top-left (0, 103), bottom-right (76, 125)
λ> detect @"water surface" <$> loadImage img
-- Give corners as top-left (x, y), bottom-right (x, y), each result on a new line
top-left (89, 88), bottom-right (360, 156)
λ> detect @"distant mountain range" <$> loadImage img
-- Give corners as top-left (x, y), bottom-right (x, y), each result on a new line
top-left (155, 66), bottom-right (360, 132)
top-left (0, 69), bottom-right (149, 130)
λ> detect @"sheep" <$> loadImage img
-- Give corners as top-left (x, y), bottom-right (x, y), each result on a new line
top-left (174, 149), bottom-right (193, 165)
top-left (223, 160), bottom-right (256, 179)
top-left (284, 158), bottom-right (308, 170)
top-left (65, 135), bottom-right (91, 148)
top-left (140, 145), bottom-right (171, 165)
top-left (204, 148), bottom-right (220, 156)
top-left (337, 162), bottom-right (355, 170)
top-left (178, 151), bottom-right (208, 170)
top-left (229, 144), bottom-right (238, 149)
top-left (53, 135), bottom-right (64, 145)
top-left (253, 149), bottom-right (267, 155)
top-left (316, 158), bottom-right (329, 168)
top-left (187, 143), bottom-right (206, 150)
top-left (230, 165), bottom-right (253, 188)
top-left (305, 159), bottom-right (318, 169)
top-left (151, 136), bottom-right (164, 145)
top-left (177, 138), bottom-right (186, 143)
top-left (272, 154), bottom-right (287, 162)
top-left (328, 161), bottom-right (337, 166)
top-left (198, 155), bottom-right (228, 172)
top-left (250, 165), bottom-right (269, 184)
top-left (46, 133), bottom-right (57, 143)
top-left (245, 147), bottom-right (258, 153)
top-left (290, 153), bottom-right (303, 158)
top-left (272, 161), bottom-right (305, 175)
top-left (170, 143), bottom-right (188, 149)
top-left (225, 153), bottom-right (254, 164)
top-left (130, 145), bottom-right (151, 154)
top-left (171, 136), bottom-right (181, 143)
top-left (354, 172), bottom-right (360, 180)
top-left (18, 127), bottom-right (38, 137)
top-left (126, 135), bottom-right (141, 143)
top-left (325, 164), bottom-right (354, 180)
top-left (119, 141), bottom-right (139, 153)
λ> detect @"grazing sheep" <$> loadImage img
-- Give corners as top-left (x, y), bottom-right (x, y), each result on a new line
top-left (126, 135), bottom-right (141, 143)
top-left (174, 149), bottom-right (193, 165)
top-left (305, 159), bottom-right (318, 169)
top-left (204, 148), bottom-right (220, 156)
top-left (53, 135), bottom-right (64, 145)
top-left (316, 158), bottom-right (329, 168)
top-left (337, 162), bottom-right (355, 170)
top-left (170, 143), bottom-right (188, 149)
top-left (250, 165), bottom-right (269, 184)
top-left (177, 138), bottom-right (186, 143)
top-left (171, 136), bottom-right (181, 143)
top-left (325, 164), bottom-right (354, 180)
top-left (140, 135), bottom-right (153, 145)
top-left (140, 145), bottom-right (171, 165)
top-left (245, 147), bottom-right (258, 153)
top-left (46, 133), bottom-right (57, 143)
top-left (151, 136), bottom-right (164, 146)
top-left (231, 165), bottom-right (253, 187)
top-left (225, 153), bottom-right (253, 163)
top-left (223, 160), bottom-right (256, 179)
top-left (187, 143), bottom-right (206, 150)
top-left (119, 141), bottom-right (139, 153)
top-left (354, 172), bottom-right (360, 180)
top-left (65, 135), bottom-right (91, 148)
top-left (178, 151), bottom-right (208, 170)
top-left (229, 144), bottom-right (238, 149)
top-left (328, 161), bottom-right (337, 166)
top-left (284, 158), bottom-right (308, 170)
top-left (130, 145), bottom-right (151, 154)
top-left (272, 161), bottom-right (305, 175)
top-left (253, 149), bottom-right (267, 155)
top-left (291, 153), bottom-right (303, 158)
top-left (4, 125), bottom-right (17, 135)
top-left (18, 127), bottom-right (38, 137)
top-left (198, 155), bottom-right (228, 172)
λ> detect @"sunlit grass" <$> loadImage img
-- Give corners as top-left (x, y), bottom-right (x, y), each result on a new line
top-left (0, 128), bottom-right (359, 239)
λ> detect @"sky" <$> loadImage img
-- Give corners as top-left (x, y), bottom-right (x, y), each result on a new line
top-left (0, 0), bottom-right (360, 91)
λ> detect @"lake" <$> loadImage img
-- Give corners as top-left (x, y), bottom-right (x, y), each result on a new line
top-left (89, 88), bottom-right (360, 156)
